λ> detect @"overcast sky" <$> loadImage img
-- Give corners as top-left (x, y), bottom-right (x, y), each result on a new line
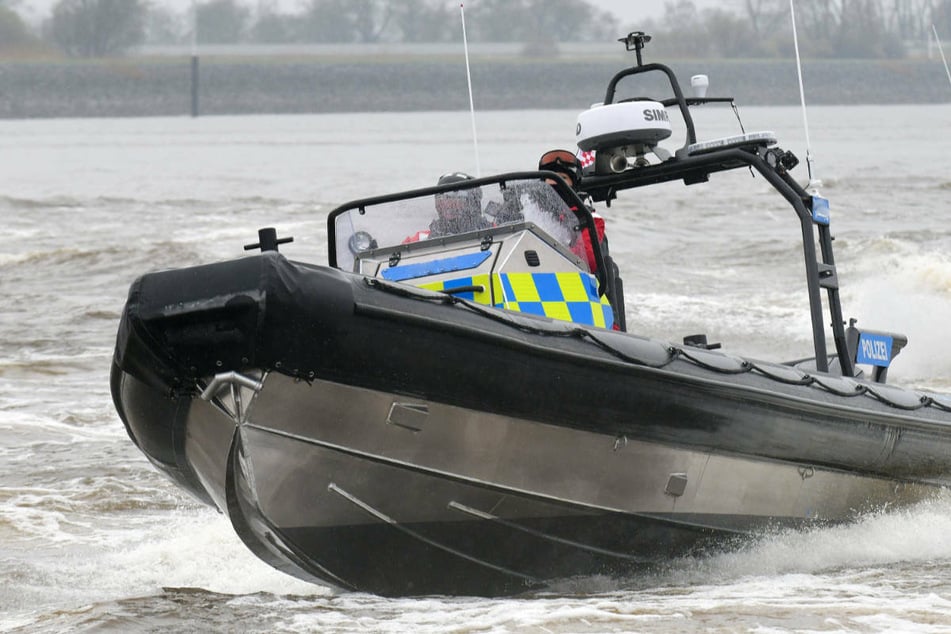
top-left (14, 0), bottom-right (716, 24)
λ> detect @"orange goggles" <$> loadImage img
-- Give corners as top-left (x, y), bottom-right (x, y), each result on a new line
top-left (538, 150), bottom-right (581, 185)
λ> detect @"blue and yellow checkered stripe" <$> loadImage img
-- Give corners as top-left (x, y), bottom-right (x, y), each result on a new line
top-left (421, 272), bottom-right (613, 329)
top-left (496, 272), bottom-right (614, 329)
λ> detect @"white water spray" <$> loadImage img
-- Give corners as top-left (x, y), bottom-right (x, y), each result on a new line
top-left (460, 3), bottom-right (481, 177)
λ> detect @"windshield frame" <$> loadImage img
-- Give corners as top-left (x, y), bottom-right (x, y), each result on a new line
top-left (326, 170), bottom-right (606, 288)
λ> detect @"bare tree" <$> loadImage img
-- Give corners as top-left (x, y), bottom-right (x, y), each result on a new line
top-left (251, 1), bottom-right (300, 43)
top-left (144, 6), bottom-right (187, 45)
top-left (299, 0), bottom-right (358, 42)
top-left (47, 0), bottom-right (147, 57)
top-left (389, 0), bottom-right (452, 43)
top-left (742, 0), bottom-right (787, 37)
top-left (884, 0), bottom-right (936, 40)
top-left (351, 0), bottom-right (392, 43)
top-left (0, 4), bottom-right (41, 53)
top-left (196, 0), bottom-right (251, 44)
top-left (468, 0), bottom-right (621, 45)
top-left (469, 0), bottom-right (527, 42)
top-left (48, 0), bottom-right (927, 56)
top-left (658, 1), bottom-right (712, 56)
top-left (935, 0), bottom-right (951, 36)
top-left (300, 0), bottom-right (392, 43)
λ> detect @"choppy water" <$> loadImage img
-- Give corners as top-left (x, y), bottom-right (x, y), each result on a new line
top-left (1, 104), bottom-right (950, 633)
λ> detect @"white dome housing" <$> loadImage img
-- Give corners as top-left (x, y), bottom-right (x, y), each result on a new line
top-left (576, 101), bottom-right (672, 152)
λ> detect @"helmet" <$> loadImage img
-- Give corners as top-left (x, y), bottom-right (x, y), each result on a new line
top-left (438, 172), bottom-right (474, 186)
top-left (538, 149), bottom-right (582, 187)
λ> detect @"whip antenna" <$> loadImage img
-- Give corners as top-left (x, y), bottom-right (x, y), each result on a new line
top-left (789, 0), bottom-right (830, 227)
top-left (933, 25), bottom-right (951, 89)
top-left (460, 3), bottom-right (481, 177)
top-left (790, 0), bottom-right (818, 190)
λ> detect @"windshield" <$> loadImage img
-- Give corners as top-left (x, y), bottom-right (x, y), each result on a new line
top-left (329, 174), bottom-right (590, 272)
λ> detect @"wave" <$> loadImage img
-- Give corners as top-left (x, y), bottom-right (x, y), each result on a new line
top-left (851, 247), bottom-right (951, 293)
top-left (0, 194), bottom-right (334, 210)
top-left (630, 289), bottom-right (813, 361)
top-left (708, 491), bottom-right (951, 576)
top-left (0, 241), bottom-right (214, 278)
top-left (0, 195), bottom-right (87, 210)
top-left (543, 491), bottom-right (951, 594)
top-left (840, 247), bottom-right (951, 385)
top-left (0, 505), bottom-right (327, 632)
top-left (27, 493), bottom-right (948, 633)
top-left (0, 245), bottom-right (129, 269)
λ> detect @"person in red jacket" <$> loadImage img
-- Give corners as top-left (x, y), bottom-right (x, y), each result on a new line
top-left (537, 149), bottom-right (606, 272)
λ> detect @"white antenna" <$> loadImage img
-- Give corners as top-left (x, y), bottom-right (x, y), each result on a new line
top-left (190, 0), bottom-right (200, 117)
top-left (191, 0), bottom-right (198, 56)
top-left (933, 24), bottom-right (951, 89)
top-left (790, 0), bottom-right (819, 191)
top-left (460, 3), bottom-right (481, 177)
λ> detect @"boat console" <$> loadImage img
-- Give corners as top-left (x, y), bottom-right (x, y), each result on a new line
top-left (329, 174), bottom-right (623, 330)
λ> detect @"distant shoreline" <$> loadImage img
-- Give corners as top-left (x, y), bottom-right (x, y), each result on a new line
top-left (0, 52), bottom-right (947, 119)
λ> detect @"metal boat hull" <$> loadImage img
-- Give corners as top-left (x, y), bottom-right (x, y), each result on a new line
top-left (111, 253), bottom-right (951, 596)
top-left (232, 375), bottom-right (945, 595)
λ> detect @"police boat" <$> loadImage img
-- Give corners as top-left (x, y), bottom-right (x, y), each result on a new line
top-left (111, 33), bottom-right (951, 597)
